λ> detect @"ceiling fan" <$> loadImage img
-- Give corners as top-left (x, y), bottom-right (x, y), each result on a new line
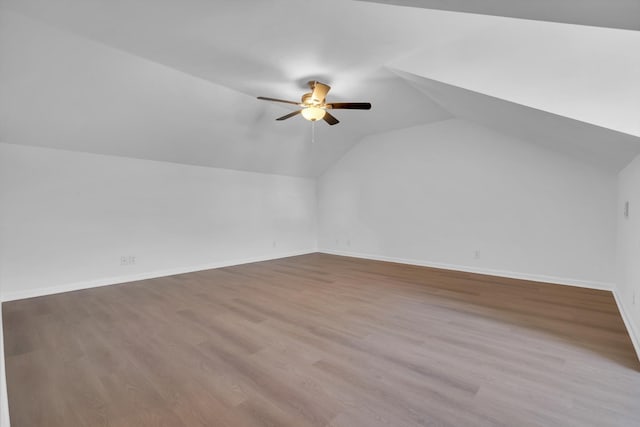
top-left (257, 81), bottom-right (371, 126)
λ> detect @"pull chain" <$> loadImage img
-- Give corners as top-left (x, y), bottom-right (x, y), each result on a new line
top-left (311, 121), bottom-right (316, 143)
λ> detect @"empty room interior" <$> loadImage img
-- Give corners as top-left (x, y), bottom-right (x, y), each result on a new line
top-left (2, 0), bottom-right (640, 426)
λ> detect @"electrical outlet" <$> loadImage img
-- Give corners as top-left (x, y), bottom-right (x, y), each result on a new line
top-left (474, 250), bottom-right (480, 259)
top-left (633, 291), bottom-right (636, 305)
top-left (347, 239), bottom-right (351, 247)
top-left (120, 255), bottom-right (136, 266)
top-left (272, 240), bottom-right (277, 248)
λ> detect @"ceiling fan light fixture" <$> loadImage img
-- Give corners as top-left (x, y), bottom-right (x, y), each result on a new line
top-left (301, 106), bottom-right (326, 121)
top-left (257, 81), bottom-right (371, 126)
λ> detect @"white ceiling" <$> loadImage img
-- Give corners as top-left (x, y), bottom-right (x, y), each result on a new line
top-left (359, 0), bottom-right (640, 31)
top-left (1, 0), bottom-right (638, 176)
top-left (389, 17), bottom-right (640, 138)
top-left (396, 71), bottom-right (640, 171)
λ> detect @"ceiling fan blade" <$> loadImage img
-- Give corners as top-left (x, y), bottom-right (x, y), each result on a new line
top-left (257, 96), bottom-right (301, 106)
top-left (276, 110), bottom-right (302, 121)
top-left (327, 102), bottom-right (372, 110)
top-left (310, 81), bottom-right (331, 104)
top-left (323, 112), bottom-right (340, 125)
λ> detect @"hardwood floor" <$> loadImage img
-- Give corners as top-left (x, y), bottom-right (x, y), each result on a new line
top-left (3, 253), bottom-right (640, 426)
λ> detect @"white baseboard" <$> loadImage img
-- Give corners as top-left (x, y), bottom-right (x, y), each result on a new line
top-left (319, 249), bottom-right (614, 290)
top-left (0, 305), bottom-right (10, 427)
top-left (612, 289), bottom-right (640, 364)
top-left (1, 249), bottom-right (315, 302)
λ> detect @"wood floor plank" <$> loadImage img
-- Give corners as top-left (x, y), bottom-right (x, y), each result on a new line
top-left (3, 253), bottom-right (640, 426)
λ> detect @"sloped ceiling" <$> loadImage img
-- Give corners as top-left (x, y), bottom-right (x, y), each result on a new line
top-left (395, 71), bottom-right (640, 171)
top-left (0, 0), bottom-right (638, 176)
top-left (358, 0), bottom-right (640, 31)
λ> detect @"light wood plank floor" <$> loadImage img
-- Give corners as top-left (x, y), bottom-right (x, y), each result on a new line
top-left (4, 253), bottom-right (640, 426)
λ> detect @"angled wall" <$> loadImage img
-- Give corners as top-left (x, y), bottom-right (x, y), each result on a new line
top-left (318, 119), bottom-right (617, 288)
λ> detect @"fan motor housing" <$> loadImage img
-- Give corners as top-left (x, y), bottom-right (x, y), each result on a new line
top-left (301, 92), bottom-right (320, 106)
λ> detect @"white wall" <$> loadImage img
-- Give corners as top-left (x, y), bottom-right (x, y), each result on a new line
top-left (318, 119), bottom-right (617, 288)
top-left (616, 153), bottom-right (640, 356)
top-left (0, 143), bottom-right (317, 300)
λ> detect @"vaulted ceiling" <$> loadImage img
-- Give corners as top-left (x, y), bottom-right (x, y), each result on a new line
top-left (1, 0), bottom-right (638, 177)
top-left (359, 0), bottom-right (640, 31)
